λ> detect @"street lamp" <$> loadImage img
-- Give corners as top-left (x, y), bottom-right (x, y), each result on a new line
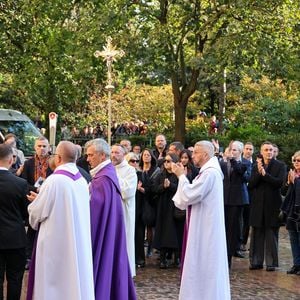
top-left (94, 37), bottom-right (125, 146)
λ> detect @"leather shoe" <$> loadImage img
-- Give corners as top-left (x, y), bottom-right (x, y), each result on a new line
top-left (249, 264), bottom-right (263, 270)
top-left (160, 260), bottom-right (168, 269)
top-left (287, 265), bottom-right (300, 274)
top-left (234, 251), bottom-right (245, 258)
top-left (136, 261), bottom-right (145, 268)
top-left (160, 262), bottom-right (168, 269)
top-left (266, 266), bottom-right (275, 272)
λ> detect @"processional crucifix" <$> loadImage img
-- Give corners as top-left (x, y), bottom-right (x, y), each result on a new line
top-left (94, 37), bottom-right (125, 146)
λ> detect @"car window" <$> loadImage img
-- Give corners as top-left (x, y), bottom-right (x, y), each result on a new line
top-left (0, 120), bottom-right (41, 157)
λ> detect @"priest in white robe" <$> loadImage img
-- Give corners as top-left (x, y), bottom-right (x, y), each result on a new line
top-left (27, 141), bottom-right (94, 300)
top-left (172, 141), bottom-right (230, 300)
top-left (111, 144), bottom-right (138, 277)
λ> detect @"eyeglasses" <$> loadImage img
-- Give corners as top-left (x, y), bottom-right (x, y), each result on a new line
top-left (292, 158), bottom-right (300, 163)
top-left (129, 159), bottom-right (139, 163)
top-left (164, 159), bottom-right (172, 163)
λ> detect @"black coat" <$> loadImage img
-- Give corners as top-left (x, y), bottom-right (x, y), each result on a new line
top-left (281, 177), bottom-right (300, 231)
top-left (0, 170), bottom-right (29, 249)
top-left (77, 166), bottom-right (92, 183)
top-left (248, 159), bottom-right (286, 227)
top-left (220, 159), bottom-right (249, 206)
top-left (136, 166), bottom-right (160, 224)
top-left (185, 165), bottom-right (199, 183)
top-left (152, 148), bottom-right (167, 167)
top-left (153, 170), bottom-right (179, 249)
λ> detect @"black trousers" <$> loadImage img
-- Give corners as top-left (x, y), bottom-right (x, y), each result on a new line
top-left (135, 216), bottom-right (146, 265)
top-left (225, 205), bottom-right (243, 255)
top-left (242, 204), bottom-right (250, 245)
top-left (249, 227), bottom-right (279, 267)
top-left (0, 248), bottom-right (26, 300)
top-left (225, 205), bottom-right (243, 267)
top-left (26, 225), bottom-right (36, 260)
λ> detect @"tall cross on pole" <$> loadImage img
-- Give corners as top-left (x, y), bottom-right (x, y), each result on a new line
top-left (94, 37), bottom-right (125, 146)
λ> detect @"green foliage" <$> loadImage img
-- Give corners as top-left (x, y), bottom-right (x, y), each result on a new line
top-left (0, 0), bottom-right (299, 148)
top-left (223, 75), bottom-right (300, 162)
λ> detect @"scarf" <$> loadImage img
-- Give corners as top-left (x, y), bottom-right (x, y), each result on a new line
top-left (34, 155), bottom-right (49, 182)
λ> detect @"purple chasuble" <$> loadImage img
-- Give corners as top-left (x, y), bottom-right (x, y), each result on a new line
top-left (90, 162), bottom-right (136, 300)
top-left (26, 170), bottom-right (82, 300)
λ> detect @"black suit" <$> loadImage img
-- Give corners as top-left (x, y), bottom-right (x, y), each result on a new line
top-left (220, 159), bottom-right (248, 267)
top-left (0, 169), bottom-right (29, 300)
top-left (20, 157), bottom-right (52, 260)
top-left (248, 158), bottom-right (286, 267)
top-left (241, 158), bottom-right (253, 246)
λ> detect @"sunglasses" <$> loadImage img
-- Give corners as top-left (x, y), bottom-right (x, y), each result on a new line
top-left (292, 159), bottom-right (300, 163)
top-left (164, 159), bottom-right (173, 163)
top-left (129, 159), bottom-right (139, 163)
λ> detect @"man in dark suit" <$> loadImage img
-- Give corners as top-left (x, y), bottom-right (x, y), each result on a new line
top-left (20, 137), bottom-right (52, 269)
top-left (240, 142), bottom-right (254, 251)
top-left (0, 144), bottom-right (29, 299)
top-left (220, 141), bottom-right (250, 268)
top-left (248, 141), bottom-right (286, 271)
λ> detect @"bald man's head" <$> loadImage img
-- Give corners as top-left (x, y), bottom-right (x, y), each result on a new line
top-left (56, 141), bottom-right (77, 164)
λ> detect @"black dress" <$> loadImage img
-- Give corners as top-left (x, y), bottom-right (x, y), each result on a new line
top-left (135, 166), bottom-right (160, 266)
top-left (153, 170), bottom-right (179, 264)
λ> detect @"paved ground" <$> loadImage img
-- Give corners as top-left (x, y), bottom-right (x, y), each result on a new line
top-left (16, 228), bottom-right (300, 299)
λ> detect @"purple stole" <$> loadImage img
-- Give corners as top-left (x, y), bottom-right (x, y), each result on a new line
top-left (180, 206), bottom-right (192, 274)
top-left (26, 170), bottom-right (82, 300)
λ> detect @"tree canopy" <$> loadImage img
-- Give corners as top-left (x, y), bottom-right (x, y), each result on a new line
top-left (0, 0), bottom-right (299, 146)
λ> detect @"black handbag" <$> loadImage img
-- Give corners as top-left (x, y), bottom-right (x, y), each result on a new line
top-left (173, 207), bottom-right (186, 220)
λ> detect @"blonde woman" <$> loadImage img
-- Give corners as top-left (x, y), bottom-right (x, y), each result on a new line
top-left (281, 150), bottom-right (300, 275)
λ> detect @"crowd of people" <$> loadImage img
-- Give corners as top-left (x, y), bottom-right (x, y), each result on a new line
top-left (0, 132), bottom-right (300, 300)
top-left (61, 120), bottom-right (149, 142)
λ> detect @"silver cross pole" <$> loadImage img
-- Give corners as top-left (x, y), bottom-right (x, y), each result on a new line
top-left (94, 37), bottom-right (125, 146)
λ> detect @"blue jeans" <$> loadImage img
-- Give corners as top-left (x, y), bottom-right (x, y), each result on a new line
top-left (288, 230), bottom-right (300, 266)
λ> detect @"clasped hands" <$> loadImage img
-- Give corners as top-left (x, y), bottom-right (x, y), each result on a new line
top-left (257, 158), bottom-right (266, 176)
top-left (171, 162), bottom-right (185, 177)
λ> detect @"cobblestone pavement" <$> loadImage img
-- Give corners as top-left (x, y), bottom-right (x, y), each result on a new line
top-left (134, 228), bottom-right (300, 300)
top-left (17, 228), bottom-right (300, 299)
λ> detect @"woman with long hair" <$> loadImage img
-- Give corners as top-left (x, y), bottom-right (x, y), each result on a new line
top-left (135, 149), bottom-right (160, 267)
top-left (179, 149), bottom-right (199, 183)
top-left (153, 153), bottom-right (180, 268)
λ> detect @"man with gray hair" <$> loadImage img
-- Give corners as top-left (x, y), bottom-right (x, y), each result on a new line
top-left (111, 144), bottom-right (137, 277)
top-left (220, 141), bottom-right (251, 267)
top-left (120, 139), bottom-right (132, 154)
top-left (26, 141), bottom-right (94, 300)
top-left (172, 141), bottom-right (230, 300)
top-left (86, 138), bottom-right (136, 300)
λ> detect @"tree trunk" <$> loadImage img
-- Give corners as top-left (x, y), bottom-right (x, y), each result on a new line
top-left (218, 68), bottom-right (227, 134)
top-left (171, 68), bottom-right (199, 145)
top-left (173, 94), bottom-right (188, 144)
